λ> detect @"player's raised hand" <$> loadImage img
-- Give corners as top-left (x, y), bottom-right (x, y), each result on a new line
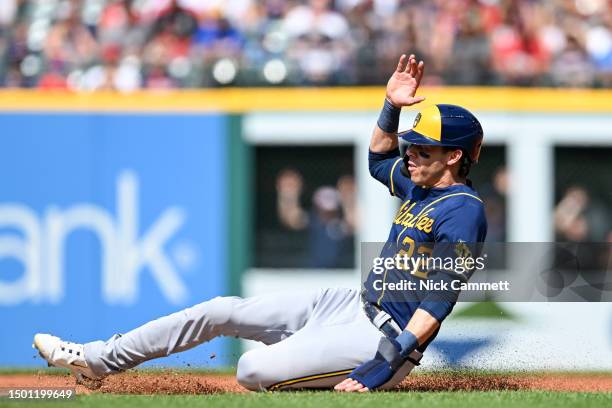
top-left (386, 54), bottom-right (425, 108)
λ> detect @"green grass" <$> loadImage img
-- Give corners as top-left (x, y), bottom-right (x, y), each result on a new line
top-left (2, 391), bottom-right (610, 408)
top-left (0, 367), bottom-right (69, 376)
top-left (1, 370), bottom-right (610, 408)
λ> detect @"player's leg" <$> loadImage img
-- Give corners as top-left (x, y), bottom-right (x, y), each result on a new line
top-left (35, 290), bottom-right (323, 379)
top-left (235, 288), bottom-right (422, 391)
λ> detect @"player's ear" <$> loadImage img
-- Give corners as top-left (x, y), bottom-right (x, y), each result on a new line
top-left (446, 149), bottom-right (463, 166)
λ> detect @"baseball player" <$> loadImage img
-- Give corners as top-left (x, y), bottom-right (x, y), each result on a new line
top-left (33, 54), bottom-right (486, 392)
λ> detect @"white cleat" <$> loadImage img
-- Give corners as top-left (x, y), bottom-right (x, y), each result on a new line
top-left (32, 334), bottom-right (102, 382)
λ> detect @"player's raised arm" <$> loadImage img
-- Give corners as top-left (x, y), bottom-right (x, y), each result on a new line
top-left (370, 54), bottom-right (426, 153)
top-left (368, 54), bottom-right (426, 199)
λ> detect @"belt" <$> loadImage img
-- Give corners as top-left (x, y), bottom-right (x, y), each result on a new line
top-left (361, 293), bottom-right (422, 366)
top-left (362, 300), bottom-right (403, 339)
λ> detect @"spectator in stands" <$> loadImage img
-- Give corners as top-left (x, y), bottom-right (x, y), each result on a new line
top-left (1, 0), bottom-right (611, 89)
top-left (282, 0), bottom-right (353, 84)
top-left (41, 0), bottom-right (98, 89)
top-left (480, 166), bottom-right (507, 243)
top-left (446, 0), bottom-right (493, 85)
top-left (275, 168), bottom-right (355, 269)
top-left (554, 186), bottom-right (611, 243)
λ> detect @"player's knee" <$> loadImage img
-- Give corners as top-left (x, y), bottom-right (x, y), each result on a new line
top-left (236, 350), bottom-right (267, 391)
top-left (186, 296), bottom-right (242, 335)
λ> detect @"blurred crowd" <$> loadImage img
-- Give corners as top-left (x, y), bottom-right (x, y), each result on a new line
top-left (552, 185), bottom-right (611, 276)
top-left (275, 169), bottom-right (356, 268)
top-left (554, 185), bottom-right (612, 243)
top-left (0, 0), bottom-right (611, 90)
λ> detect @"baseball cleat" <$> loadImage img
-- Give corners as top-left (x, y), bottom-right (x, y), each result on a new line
top-left (32, 334), bottom-right (102, 382)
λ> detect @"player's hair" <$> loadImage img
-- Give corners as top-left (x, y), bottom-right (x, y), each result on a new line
top-left (458, 152), bottom-right (472, 178)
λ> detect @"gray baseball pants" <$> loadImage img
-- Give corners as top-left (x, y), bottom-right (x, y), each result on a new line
top-left (84, 287), bottom-right (421, 390)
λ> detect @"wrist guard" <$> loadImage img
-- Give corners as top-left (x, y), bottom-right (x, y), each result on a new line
top-left (378, 330), bottom-right (418, 370)
top-left (377, 99), bottom-right (401, 133)
top-left (395, 330), bottom-right (419, 359)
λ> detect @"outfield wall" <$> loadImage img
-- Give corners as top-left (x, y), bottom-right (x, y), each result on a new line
top-left (0, 88), bottom-right (611, 369)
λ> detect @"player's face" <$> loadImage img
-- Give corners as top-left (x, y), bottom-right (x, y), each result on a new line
top-left (404, 144), bottom-right (454, 187)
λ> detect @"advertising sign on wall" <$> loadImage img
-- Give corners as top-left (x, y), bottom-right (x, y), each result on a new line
top-left (0, 113), bottom-right (228, 367)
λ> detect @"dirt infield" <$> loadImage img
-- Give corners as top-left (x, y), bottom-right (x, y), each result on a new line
top-left (1, 371), bottom-right (611, 394)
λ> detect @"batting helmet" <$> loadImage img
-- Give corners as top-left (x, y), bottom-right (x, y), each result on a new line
top-left (398, 104), bottom-right (483, 163)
